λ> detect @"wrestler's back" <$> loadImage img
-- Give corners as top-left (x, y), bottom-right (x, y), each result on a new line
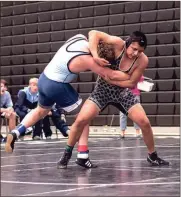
top-left (44, 34), bottom-right (91, 83)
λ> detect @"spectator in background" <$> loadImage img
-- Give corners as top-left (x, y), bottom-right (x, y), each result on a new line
top-left (0, 79), bottom-right (16, 142)
top-left (14, 78), bottom-right (52, 140)
top-left (120, 76), bottom-right (144, 138)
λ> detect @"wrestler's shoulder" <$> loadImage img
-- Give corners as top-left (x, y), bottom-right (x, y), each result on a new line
top-left (137, 53), bottom-right (149, 69)
top-left (139, 53), bottom-right (149, 64)
top-left (114, 36), bottom-right (124, 43)
top-left (112, 36), bottom-right (125, 49)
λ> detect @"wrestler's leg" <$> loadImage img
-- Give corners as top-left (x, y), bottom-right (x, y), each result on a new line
top-left (75, 124), bottom-right (98, 168)
top-left (128, 103), bottom-right (155, 153)
top-left (57, 100), bottom-right (101, 169)
top-left (67, 100), bottom-right (100, 146)
top-left (63, 102), bottom-right (94, 167)
top-left (63, 101), bottom-right (98, 168)
top-left (5, 105), bottom-right (51, 153)
top-left (128, 103), bottom-right (169, 166)
top-left (5, 73), bottom-right (55, 153)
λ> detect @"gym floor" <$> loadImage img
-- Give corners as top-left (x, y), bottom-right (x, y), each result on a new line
top-left (1, 136), bottom-right (180, 196)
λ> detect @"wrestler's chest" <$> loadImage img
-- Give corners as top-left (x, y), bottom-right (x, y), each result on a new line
top-left (119, 58), bottom-right (136, 70)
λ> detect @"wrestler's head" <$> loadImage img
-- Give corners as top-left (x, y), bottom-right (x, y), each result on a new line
top-left (1, 79), bottom-right (8, 95)
top-left (125, 31), bottom-right (147, 59)
top-left (97, 41), bottom-right (115, 62)
top-left (29, 78), bottom-right (38, 93)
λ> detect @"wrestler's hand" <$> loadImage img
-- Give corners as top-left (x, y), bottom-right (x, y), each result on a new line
top-left (102, 75), bottom-right (112, 83)
top-left (93, 57), bottom-right (110, 67)
top-left (102, 75), bottom-right (118, 87)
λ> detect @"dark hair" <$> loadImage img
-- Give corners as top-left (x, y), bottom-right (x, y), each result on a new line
top-left (1, 79), bottom-right (8, 87)
top-left (97, 41), bottom-right (115, 62)
top-left (126, 31), bottom-right (147, 49)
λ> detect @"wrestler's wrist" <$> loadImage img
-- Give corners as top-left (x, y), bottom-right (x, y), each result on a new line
top-left (91, 50), bottom-right (99, 58)
top-left (93, 54), bottom-right (99, 60)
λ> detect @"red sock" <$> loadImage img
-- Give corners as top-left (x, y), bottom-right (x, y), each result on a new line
top-left (77, 145), bottom-right (88, 152)
top-left (77, 145), bottom-right (89, 159)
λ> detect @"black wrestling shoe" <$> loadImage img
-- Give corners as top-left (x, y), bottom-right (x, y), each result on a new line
top-left (147, 151), bottom-right (169, 166)
top-left (57, 149), bottom-right (72, 169)
top-left (75, 158), bottom-right (98, 169)
top-left (61, 131), bottom-right (68, 137)
top-left (5, 132), bottom-right (17, 153)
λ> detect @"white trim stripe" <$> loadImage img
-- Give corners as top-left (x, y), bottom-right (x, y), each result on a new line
top-left (62, 98), bottom-right (82, 112)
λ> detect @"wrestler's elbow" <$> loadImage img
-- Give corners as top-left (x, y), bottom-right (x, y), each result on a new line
top-left (129, 80), bottom-right (136, 88)
top-left (92, 67), bottom-right (105, 78)
top-left (88, 30), bottom-right (97, 38)
top-left (129, 84), bottom-right (135, 89)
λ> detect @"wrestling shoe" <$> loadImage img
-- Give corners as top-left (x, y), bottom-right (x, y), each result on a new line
top-left (147, 151), bottom-right (169, 166)
top-left (75, 158), bottom-right (98, 169)
top-left (57, 149), bottom-right (72, 169)
top-left (25, 127), bottom-right (33, 135)
top-left (5, 132), bottom-right (17, 153)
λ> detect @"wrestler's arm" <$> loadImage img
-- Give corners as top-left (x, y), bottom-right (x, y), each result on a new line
top-left (104, 57), bottom-right (148, 88)
top-left (84, 57), bottom-right (130, 80)
top-left (93, 66), bottom-right (130, 81)
top-left (88, 30), bottom-right (130, 80)
top-left (107, 70), bottom-right (130, 81)
top-left (88, 30), bottom-right (124, 56)
top-left (88, 30), bottom-right (124, 66)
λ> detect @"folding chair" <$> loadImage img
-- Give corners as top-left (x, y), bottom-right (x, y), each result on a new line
top-left (0, 114), bottom-right (9, 136)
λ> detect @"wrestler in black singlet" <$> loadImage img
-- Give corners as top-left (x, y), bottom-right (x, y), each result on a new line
top-left (89, 46), bottom-right (139, 115)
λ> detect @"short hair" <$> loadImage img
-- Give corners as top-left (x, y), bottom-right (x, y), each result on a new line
top-left (29, 78), bottom-right (38, 85)
top-left (97, 41), bottom-right (115, 62)
top-left (126, 31), bottom-right (147, 49)
top-left (1, 79), bottom-right (8, 87)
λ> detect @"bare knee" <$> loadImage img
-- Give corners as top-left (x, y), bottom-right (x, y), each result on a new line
top-left (74, 116), bottom-right (89, 129)
top-left (6, 112), bottom-right (16, 121)
top-left (138, 116), bottom-right (151, 129)
top-left (35, 106), bottom-right (49, 118)
top-left (9, 112), bottom-right (16, 119)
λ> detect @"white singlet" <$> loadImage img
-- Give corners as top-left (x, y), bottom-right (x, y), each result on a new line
top-left (44, 34), bottom-right (90, 83)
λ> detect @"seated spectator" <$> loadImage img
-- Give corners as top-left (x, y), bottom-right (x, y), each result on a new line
top-left (14, 78), bottom-right (52, 140)
top-left (0, 79), bottom-right (16, 142)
